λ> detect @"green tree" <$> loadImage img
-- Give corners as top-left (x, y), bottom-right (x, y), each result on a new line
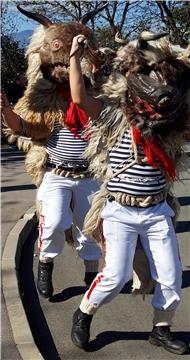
top-left (11, 1), bottom-right (189, 45)
top-left (156, 1), bottom-right (190, 46)
top-left (1, 35), bottom-right (26, 88)
top-left (1, 1), bottom-right (27, 88)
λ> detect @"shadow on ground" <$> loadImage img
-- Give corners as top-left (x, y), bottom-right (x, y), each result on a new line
top-left (84, 330), bottom-right (190, 353)
top-left (17, 226), bottom-right (61, 360)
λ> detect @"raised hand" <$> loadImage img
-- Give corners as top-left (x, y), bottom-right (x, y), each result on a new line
top-left (70, 34), bottom-right (88, 59)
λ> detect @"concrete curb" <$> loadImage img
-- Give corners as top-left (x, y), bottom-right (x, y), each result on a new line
top-left (2, 206), bottom-right (44, 360)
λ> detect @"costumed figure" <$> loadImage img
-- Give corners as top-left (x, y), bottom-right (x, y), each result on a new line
top-left (1, 4), bottom-right (111, 299)
top-left (69, 32), bottom-right (190, 354)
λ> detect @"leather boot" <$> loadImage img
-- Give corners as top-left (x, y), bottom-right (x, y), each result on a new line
top-left (149, 326), bottom-right (188, 355)
top-left (84, 272), bottom-right (98, 289)
top-left (37, 261), bottom-right (54, 298)
top-left (71, 308), bottom-right (93, 348)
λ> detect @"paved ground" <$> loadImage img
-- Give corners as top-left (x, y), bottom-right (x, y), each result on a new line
top-left (1, 146), bottom-right (36, 360)
top-left (1, 144), bottom-right (190, 360)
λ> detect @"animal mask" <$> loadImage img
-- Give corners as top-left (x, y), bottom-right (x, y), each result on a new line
top-left (103, 31), bottom-right (190, 138)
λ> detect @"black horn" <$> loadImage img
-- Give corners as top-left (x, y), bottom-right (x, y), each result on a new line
top-left (79, 3), bottom-right (108, 25)
top-left (137, 31), bottom-right (169, 50)
top-left (17, 5), bottom-right (53, 27)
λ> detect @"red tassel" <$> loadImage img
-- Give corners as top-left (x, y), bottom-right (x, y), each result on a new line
top-left (132, 128), bottom-right (176, 181)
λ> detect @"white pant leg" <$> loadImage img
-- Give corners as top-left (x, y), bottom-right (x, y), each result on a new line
top-left (139, 201), bottom-right (182, 311)
top-left (37, 172), bottom-right (101, 261)
top-left (72, 178), bottom-right (102, 261)
top-left (86, 200), bottom-right (138, 307)
top-left (37, 172), bottom-right (73, 259)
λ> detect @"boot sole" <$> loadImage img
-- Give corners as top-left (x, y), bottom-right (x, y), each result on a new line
top-left (38, 292), bottom-right (53, 299)
top-left (149, 336), bottom-right (187, 355)
top-left (37, 286), bottom-right (53, 299)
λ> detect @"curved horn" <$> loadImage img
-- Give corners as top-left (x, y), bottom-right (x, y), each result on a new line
top-left (138, 31), bottom-right (169, 49)
top-left (17, 5), bottom-right (53, 27)
top-left (79, 3), bottom-right (108, 25)
top-left (115, 31), bottom-right (128, 45)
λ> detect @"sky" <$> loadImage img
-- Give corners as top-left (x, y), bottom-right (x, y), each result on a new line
top-left (3, 1), bottom-right (37, 34)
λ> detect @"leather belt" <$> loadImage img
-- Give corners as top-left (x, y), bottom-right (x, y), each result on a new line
top-left (46, 162), bottom-right (89, 173)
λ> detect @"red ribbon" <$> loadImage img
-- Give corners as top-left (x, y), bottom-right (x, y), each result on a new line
top-left (132, 127), bottom-right (176, 181)
top-left (58, 87), bottom-right (88, 139)
top-left (65, 101), bottom-right (88, 139)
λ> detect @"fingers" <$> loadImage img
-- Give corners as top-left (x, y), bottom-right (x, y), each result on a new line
top-left (73, 34), bottom-right (87, 43)
top-left (0, 92), bottom-right (10, 110)
top-left (70, 34), bottom-right (88, 59)
top-left (77, 35), bottom-right (87, 48)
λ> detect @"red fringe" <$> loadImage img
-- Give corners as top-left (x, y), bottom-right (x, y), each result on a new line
top-left (132, 127), bottom-right (176, 181)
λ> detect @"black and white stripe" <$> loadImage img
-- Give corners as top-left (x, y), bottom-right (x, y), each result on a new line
top-left (107, 130), bottom-right (166, 196)
top-left (46, 125), bottom-right (88, 165)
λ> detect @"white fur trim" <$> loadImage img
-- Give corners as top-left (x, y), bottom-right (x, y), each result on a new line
top-left (80, 293), bottom-right (99, 315)
top-left (39, 256), bottom-right (53, 263)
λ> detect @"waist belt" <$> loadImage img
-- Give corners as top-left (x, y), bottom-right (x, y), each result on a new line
top-left (107, 190), bottom-right (166, 208)
top-left (46, 161), bottom-right (89, 173)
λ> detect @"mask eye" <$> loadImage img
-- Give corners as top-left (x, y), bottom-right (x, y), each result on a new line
top-left (52, 39), bottom-right (62, 51)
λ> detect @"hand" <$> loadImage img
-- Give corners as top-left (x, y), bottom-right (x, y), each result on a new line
top-left (70, 34), bottom-right (88, 59)
top-left (0, 92), bottom-right (10, 111)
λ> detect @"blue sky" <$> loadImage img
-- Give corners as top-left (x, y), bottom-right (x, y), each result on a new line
top-left (3, 1), bottom-right (37, 34)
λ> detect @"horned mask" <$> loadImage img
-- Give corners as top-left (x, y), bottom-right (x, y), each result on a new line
top-left (104, 31), bottom-right (190, 138)
top-left (17, 4), bottom-right (107, 86)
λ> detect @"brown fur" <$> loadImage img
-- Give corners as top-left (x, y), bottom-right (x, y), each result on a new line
top-left (25, 145), bottom-right (49, 187)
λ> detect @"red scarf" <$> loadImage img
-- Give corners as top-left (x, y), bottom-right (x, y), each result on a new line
top-left (132, 127), bottom-right (176, 181)
top-left (65, 101), bottom-right (88, 139)
top-left (58, 87), bottom-right (88, 139)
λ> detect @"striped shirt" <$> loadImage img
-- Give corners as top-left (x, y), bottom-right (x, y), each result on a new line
top-left (46, 123), bottom-right (88, 166)
top-left (107, 129), bottom-right (166, 196)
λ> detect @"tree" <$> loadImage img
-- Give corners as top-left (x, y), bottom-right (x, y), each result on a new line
top-left (1, 1), bottom-right (27, 88)
top-left (12, 1), bottom-right (189, 44)
top-left (156, 1), bottom-right (190, 46)
top-left (1, 35), bottom-right (26, 89)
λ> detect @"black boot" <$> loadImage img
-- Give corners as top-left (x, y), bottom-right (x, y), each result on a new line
top-left (84, 272), bottom-right (98, 289)
top-left (71, 308), bottom-right (93, 348)
top-left (149, 326), bottom-right (188, 355)
top-left (37, 261), bottom-right (54, 298)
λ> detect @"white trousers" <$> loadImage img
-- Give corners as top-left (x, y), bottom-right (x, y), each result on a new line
top-left (87, 199), bottom-right (182, 312)
top-left (37, 171), bottom-right (102, 261)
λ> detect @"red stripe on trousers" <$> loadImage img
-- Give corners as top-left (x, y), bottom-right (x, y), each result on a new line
top-left (38, 215), bottom-right (45, 254)
top-left (87, 274), bottom-right (104, 300)
top-left (87, 227), bottom-right (106, 300)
